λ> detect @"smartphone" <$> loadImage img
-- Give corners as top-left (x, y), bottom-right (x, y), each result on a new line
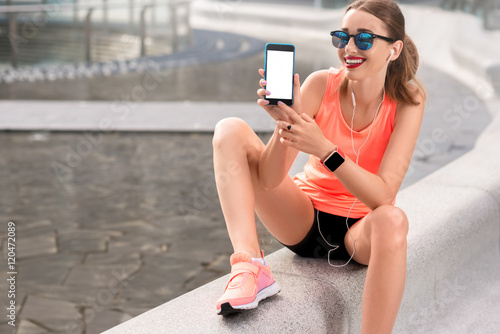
top-left (264, 43), bottom-right (295, 106)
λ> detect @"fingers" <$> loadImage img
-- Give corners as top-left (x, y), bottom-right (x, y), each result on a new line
top-left (258, 69), bottom-right (267, 100)
top-left (257, 98), bottom-right (270, 107)
top-left (301, 113), bottom-right (314, 122)
top-left (293, 73), bottom-right (301, 99)
top-left (257, 87), bottom-right (270, 97)
top-left (259, 68), bottom-right (265, 78)
top-left (276, 114), bottom-right (312, 134)
top-left (277, 101), bottom-right (302, 123)
top-left (258, 69), bottom-right (267, 97)
top-left (279, 136), bottom-right (293, 146)
top-left (278, 127), bottom-right (293, 144)
top-left (276, 120), bottom-right (292, 131)
top-left (276, 120), bottom-right (294, 145)
top-left (294, 73), bottom-right (300, 87)
top-left (279, 135), bottom-right (297, 149)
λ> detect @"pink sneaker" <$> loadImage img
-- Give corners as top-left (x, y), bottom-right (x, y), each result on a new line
top-left (216, 250), bottom-right (281, 315)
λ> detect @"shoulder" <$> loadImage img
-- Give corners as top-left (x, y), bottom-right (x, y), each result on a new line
top-left (396, 82), bottom-right (426, 114)
top-left (406, 81), bottom-right (426, 106)
top-left (406, 81), bottom-right (426, 107)
top-left (300, 69), bottom-right (330, 118)
top-left (394, 82), bottom-right (426, 127)
top-left (302, 69), bottom-right (329, 89)
top-left (301, 69), bottom-right (340, 101)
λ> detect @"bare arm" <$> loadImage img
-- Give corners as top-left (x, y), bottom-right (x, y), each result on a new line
top-left (257, 70), bottom-right (328, 190)
top-left (258, 128), bottom-right (300, 191)
top-left (334, 87), bottom-right (425, 208)
top-left (276, 85), bottom-right (425, 209)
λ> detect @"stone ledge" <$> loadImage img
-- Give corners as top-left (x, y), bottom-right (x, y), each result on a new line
top-left (0, 101), bottom-right (274, 133)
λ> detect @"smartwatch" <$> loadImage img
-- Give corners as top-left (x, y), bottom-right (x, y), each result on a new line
top-left (320, 147), bottom-right (345, 173)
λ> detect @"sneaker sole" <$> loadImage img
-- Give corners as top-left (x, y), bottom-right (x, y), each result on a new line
top-left (217, 282), bottom-right (281, 316)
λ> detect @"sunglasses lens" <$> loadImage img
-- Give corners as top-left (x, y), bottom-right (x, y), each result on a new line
top-left (331, 31), bottom-right (348, 49)
top-left (355, 33), bottom-right (373, 50)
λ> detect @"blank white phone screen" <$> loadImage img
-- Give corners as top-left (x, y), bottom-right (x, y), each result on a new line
top-left (266, 50), bottom-right (294, 100)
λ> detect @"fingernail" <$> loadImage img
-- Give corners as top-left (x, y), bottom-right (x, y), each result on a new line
top-left (265, 90), bottom-right (271, 95)
top-left (278, 101), bottom-right (283, 106)
top-left (264, 100), bottom-right (269, 104)
top-left (262, 80), bottom-right (267, 85)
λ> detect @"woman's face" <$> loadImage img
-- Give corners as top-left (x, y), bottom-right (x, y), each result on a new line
top-left (338, 9), bottom-right (395, 81)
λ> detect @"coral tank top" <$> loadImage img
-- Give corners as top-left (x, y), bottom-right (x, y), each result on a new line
top-left (293, 67), bottom-right (398, 218)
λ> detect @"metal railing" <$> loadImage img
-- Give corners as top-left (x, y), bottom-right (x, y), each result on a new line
top-left (0, 0), bottom-right (191, 68)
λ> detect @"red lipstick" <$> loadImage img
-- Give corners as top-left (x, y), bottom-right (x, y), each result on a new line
top-left (344, 56), bottom-right (366, 69)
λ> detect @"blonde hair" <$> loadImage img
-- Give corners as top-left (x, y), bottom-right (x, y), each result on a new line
top-left (339, 0), bottom-right (425, 105)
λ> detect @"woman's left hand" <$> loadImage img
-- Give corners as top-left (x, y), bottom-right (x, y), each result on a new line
top-left (275, 101), bottom-right (335, 160)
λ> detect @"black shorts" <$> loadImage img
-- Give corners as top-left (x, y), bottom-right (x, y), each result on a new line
top-left (281, 209), bottom-right (362, 261)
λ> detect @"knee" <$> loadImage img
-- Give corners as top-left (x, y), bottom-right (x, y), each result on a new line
top-left (370, 205), bottom-right (408, 251)
top-left (213, 117), bottom-right (249, 149)
top-left (213, 117), bottom-right (263, 165)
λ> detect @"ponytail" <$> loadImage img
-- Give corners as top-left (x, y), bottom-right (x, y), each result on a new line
top-left (386, 33), bottom-right (425, 106)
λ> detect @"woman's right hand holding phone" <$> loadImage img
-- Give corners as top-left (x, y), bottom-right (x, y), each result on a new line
top-left (256, 69), bottom-right (302, 123)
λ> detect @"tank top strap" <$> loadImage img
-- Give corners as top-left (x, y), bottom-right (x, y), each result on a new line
top-left (316, 67), bottom-right (344, 122)
top-left (323, 67), bottom-right (344, 98)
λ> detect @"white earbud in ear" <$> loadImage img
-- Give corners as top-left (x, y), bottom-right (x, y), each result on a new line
top-left (387, 49), bottom-right (395, 65)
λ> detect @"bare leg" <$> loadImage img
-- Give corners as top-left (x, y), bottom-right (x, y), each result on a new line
top-left (212, 117), bottom-right (314, 258)
top-left (344, 205), bottom-right (409, 334)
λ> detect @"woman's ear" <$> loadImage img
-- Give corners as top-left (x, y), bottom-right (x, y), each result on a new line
top-left (391, 40), bottom-right (404, 60)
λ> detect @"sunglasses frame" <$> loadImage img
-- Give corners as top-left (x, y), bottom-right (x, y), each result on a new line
top-left (330, 30), bottom-right (395, 50)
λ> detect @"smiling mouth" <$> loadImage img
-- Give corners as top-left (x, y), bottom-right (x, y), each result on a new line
top-left (345, 57), bottom-right (366, 66)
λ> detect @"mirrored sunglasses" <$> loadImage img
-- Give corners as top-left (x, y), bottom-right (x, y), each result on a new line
top-left (330, 30), bottom-right (394, 51)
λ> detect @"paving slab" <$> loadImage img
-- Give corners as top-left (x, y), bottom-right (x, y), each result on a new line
top-left (84, 309), bottom-right (134, 334)
top-left (0, 323), bottom-right (16, 334)
top-left (58, 230), bottom-right (110, 253)
top-left (64, 261), bottom-right (141, 288)
top-left (20, 295), bottom-right (83, 334)
top-left (16, 231), bottom-right (57, 260)
top-left (116, 254), bottom-right (201, 303)
top-left (85, 250), bottom-right (141, 265)
top-left (18, 253), bottom-right (82, 286)
top-left (24, 284), bottom-right (107, 308)
top-left (16, 319), bottom-right (50, 334)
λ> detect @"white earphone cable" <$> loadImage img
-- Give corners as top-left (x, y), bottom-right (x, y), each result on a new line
top-left (319, 68), bottom-right (388, 267)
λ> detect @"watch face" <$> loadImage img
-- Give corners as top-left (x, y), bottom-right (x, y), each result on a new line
top-left (325, 152), bottom-right (345, 172)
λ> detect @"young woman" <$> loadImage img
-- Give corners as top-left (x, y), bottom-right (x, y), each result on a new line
top-left (212, 0), bottom-right (425, 332)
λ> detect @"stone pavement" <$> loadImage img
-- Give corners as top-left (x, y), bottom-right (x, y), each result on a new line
top-left (0, 2), bottom-right (495, 334)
